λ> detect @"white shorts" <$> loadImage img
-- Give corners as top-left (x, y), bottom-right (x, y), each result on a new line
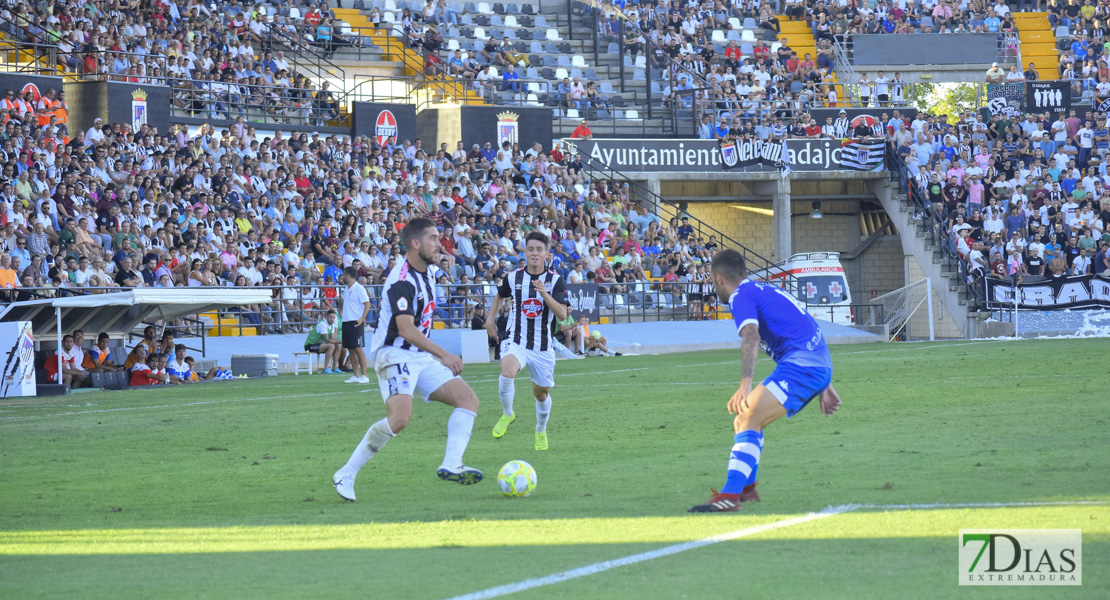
top-left (373, 347), bottom-right (458, 403)
top-left (501, 341), bottom-right (556, 388)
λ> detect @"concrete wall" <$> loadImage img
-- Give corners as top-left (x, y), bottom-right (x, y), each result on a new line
top-left (905, 255), bottom-right (964, 339)
top-left (853, 237), bottom-right (906, 301)
top-left (682, 202), bottom-right (775, 260)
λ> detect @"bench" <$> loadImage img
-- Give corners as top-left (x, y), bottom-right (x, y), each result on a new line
top-left (292, 351), bottom-right (323, 375)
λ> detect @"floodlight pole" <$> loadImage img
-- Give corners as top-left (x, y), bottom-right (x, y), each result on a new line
top-left (925, 277), bottom-right (934, 341)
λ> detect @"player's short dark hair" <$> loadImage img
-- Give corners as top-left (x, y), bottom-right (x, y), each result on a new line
top-left (344, 266), bottom-right (358, 279)
top-left (524, 231), bottom-right (550, 247)
top-left (402, 217), bottom-right (436, 245)
top-left (710, 249), bottom-right (747, 281)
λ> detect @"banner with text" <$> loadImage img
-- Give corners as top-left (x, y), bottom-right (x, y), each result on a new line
top-left (563, 138), bottom-right (886, 173)
top-left (984, 275), bottom-right (1110, 310)
top-left (1026, 81), bottom-right (1070, 115)
top-left (986, 83), bottom-right (1025, 118)
top-left (565, 283), bottom-right (600, 321)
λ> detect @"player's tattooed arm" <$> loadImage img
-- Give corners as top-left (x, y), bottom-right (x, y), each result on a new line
top-left (739, 323), bottom-right (760, 383)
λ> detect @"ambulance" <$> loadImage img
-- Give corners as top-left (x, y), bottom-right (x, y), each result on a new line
top-left (750, 252), bottom-right (855, 325)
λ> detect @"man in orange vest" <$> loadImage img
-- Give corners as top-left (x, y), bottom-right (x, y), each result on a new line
top-left (37, 88), bottom-right (59, 128)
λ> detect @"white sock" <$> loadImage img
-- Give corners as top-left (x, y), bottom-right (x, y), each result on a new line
top-left (342, 418), bottom-right (395, 474)
top-left (535, 396), bottom-right (551, 433)
top-left (442, 407), bottom-right (477, 468)
top-left (498, 375), bottom-right (515, 417)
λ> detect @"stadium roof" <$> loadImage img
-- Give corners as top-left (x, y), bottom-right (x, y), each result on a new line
top-left (0, 289), bottom-right (273, 340)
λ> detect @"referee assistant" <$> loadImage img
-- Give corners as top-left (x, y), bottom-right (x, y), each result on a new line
top-left (342, 266), bottom-right (372, 384)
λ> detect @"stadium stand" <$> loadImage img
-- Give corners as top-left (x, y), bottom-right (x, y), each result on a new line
top-left (3, 0), bottom-right (1110, 378)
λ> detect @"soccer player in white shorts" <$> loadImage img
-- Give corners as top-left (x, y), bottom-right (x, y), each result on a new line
top-left (332, 218), bottom-right (484, 502)
top-left (486, 232), bottom-right (569, 450)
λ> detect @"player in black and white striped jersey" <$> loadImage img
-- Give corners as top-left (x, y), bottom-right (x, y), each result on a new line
top-left (332, 218), bottom-right (484, 502)
top-left (485, 232), bottom-right (569, 451)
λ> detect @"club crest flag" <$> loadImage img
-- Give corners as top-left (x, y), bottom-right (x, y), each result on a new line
top-left (497, 111), bottom-right (519, 148)
top-left (131, 88), bottom-right (148, 130)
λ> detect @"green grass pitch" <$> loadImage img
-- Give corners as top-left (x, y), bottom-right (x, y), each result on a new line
top-left (1, 339), bottom-right (1108, 599)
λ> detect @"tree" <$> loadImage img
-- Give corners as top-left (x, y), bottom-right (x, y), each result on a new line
top-left (903, 82), bottom-right (935, 111)
top-left (923, 83), bottom-right (980, 122)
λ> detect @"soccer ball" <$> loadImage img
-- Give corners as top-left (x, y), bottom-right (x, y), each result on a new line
top-left (497, 460), bottom-right (537, 498)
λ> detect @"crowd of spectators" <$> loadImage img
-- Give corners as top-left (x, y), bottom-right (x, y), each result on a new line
top-left (0, 80), bottom-right (728, 336)
top-left (887, 106), bottom-right (1110, 296)
top-left (3, 0), bottom-right (351, 125)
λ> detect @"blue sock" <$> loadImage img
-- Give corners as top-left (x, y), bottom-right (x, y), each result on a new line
top-left (721, 430), bottom-right (763, 494)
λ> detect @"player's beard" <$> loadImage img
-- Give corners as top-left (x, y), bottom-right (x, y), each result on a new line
top-left (418, 244), bottom-right (436, 266)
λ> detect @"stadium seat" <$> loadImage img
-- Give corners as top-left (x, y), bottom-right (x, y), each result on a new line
top-left (488, 65), bottom-right (499, 77)
top-left (726, 30), bottom-right (741, 42)
top-left (624, 109), bottom-right (639, 119)
top-left (447, 39), bottom-right (460, 51)
top-left (544, 41), bottom-right (558, 53)
top-left (728, 17), bottom-right (741, 30)
top-left (543, 55), bottom-right (557, 66)
top-left (740, 42), bottom-right (753, 54)
top-left (743, 17), bottom-right (757, 29)
top-left (1056, 26), bottom-right (1071, 38)
top-left (607, 42), bottom-right (619, 54)
top-left (507, 3), bottom-right (520, 13)
top-left (461, 14), bottom-right (475, 25)
top-left (491, 14), bottom-right (503, 26)
top-left (546, 28), bottom-right (561, 40)
top-left (460, 26), bottom-right (473, 37)
top-left (558, 42), bottom-right (572, 54)
top-left (711, 30), bottom-right (725, 43)
top-left (464, 1), bottom-right (476, 12)
top-left (595, 109), bottom-right (611, 120)
top-left (611, 94), bottom-right (626, 107)
top-left (741, 30), bottom-right (756, 42)
top-left (557, 55), bottom-right (571, 67)
top-left (526, 93), bottom-right (541, 105)
top-left (634, 55), bottom-right (646, 68)
top-left (534, 15), bottom-right (548, 28)
top-left (584, 68), bottom-right (597, 79)
top-left (522, 3), bottom-right (533, 14)
top-left (599, 81), bottom-right (613, 94)
top-left (526, 66), bottom-right (539, 78)
top-left (382, 11), bottom-right (395, 23)
top-left (515, 41), bottom-right (528, 52)
top-left (528, 40), bottom-right (541, 53)
top-left (566, 108), bottom-right (580, 119)
top-left (571, 54), bottom-right (587, 68)
top-left (477, 2), bottom-right (490, 12)
top-left (473, 26), bottom-right (486, 38)
top-left (289, 6), bottom-right (302, 19)
top-left (396, 0), bottom-right (409, 10)
top-left (384, 0), bottom-right (397, 11)
top-left (490, 27), bottom-right (502, 38)
top-left (493, 3), bottom-right (505, 13)
top-left (569, 68), bottom-right (583, 79)
top-left (541, 66), bottom-right (555, 79)
top-left (633, 68), bottom-right (645, 80)
top-left (504, 15), bottom-right (518, 28)
top-left (555, 67), bottom-right (569, 79)
top-left (472, 39), bottom-right (484, 51)
top-left (519, 15), bottom-right (533, 27)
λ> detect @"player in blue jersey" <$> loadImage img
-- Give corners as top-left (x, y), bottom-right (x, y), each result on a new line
top-left (689, 249), bottom-right (842, 513)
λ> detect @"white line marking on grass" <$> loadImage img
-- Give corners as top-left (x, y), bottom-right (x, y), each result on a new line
top-left (443, 506), bottom-right (853, 600)
top-left (443, 500), bottom-right (1106, 600)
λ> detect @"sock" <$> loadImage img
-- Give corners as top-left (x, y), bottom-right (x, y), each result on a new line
top-left (721, 429), bottom-right (763, 494)
top-left (745, 431), bottom-right (764, 488)
top-left (535, 396), bottom-right (551, 433)
top-left (442, 407), bottom-right (477, 468)
top-left (342, 418), bottom-right (395, 474)
top-left (498, 375), bottom-right (515, 417)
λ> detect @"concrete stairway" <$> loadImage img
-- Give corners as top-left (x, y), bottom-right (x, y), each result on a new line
top-left (1014, 12), bottom-right (1059, 80)
top-left (867, 177), bottom-right (981, 338)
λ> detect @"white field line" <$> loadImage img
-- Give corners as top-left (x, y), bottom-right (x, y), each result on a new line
top-left (0, 391), bottom-right (359, 421)
top-left (442, 500), bottom-right (1106, 600)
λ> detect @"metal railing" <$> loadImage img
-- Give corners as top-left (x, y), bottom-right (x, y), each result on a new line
top-left (563, 143), bottom-right (801, 299)
top-left (885, 144), bottom-right (984, 310)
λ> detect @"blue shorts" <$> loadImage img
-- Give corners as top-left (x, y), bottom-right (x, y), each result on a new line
top-left (761, 362), bottom-right (833, 418)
